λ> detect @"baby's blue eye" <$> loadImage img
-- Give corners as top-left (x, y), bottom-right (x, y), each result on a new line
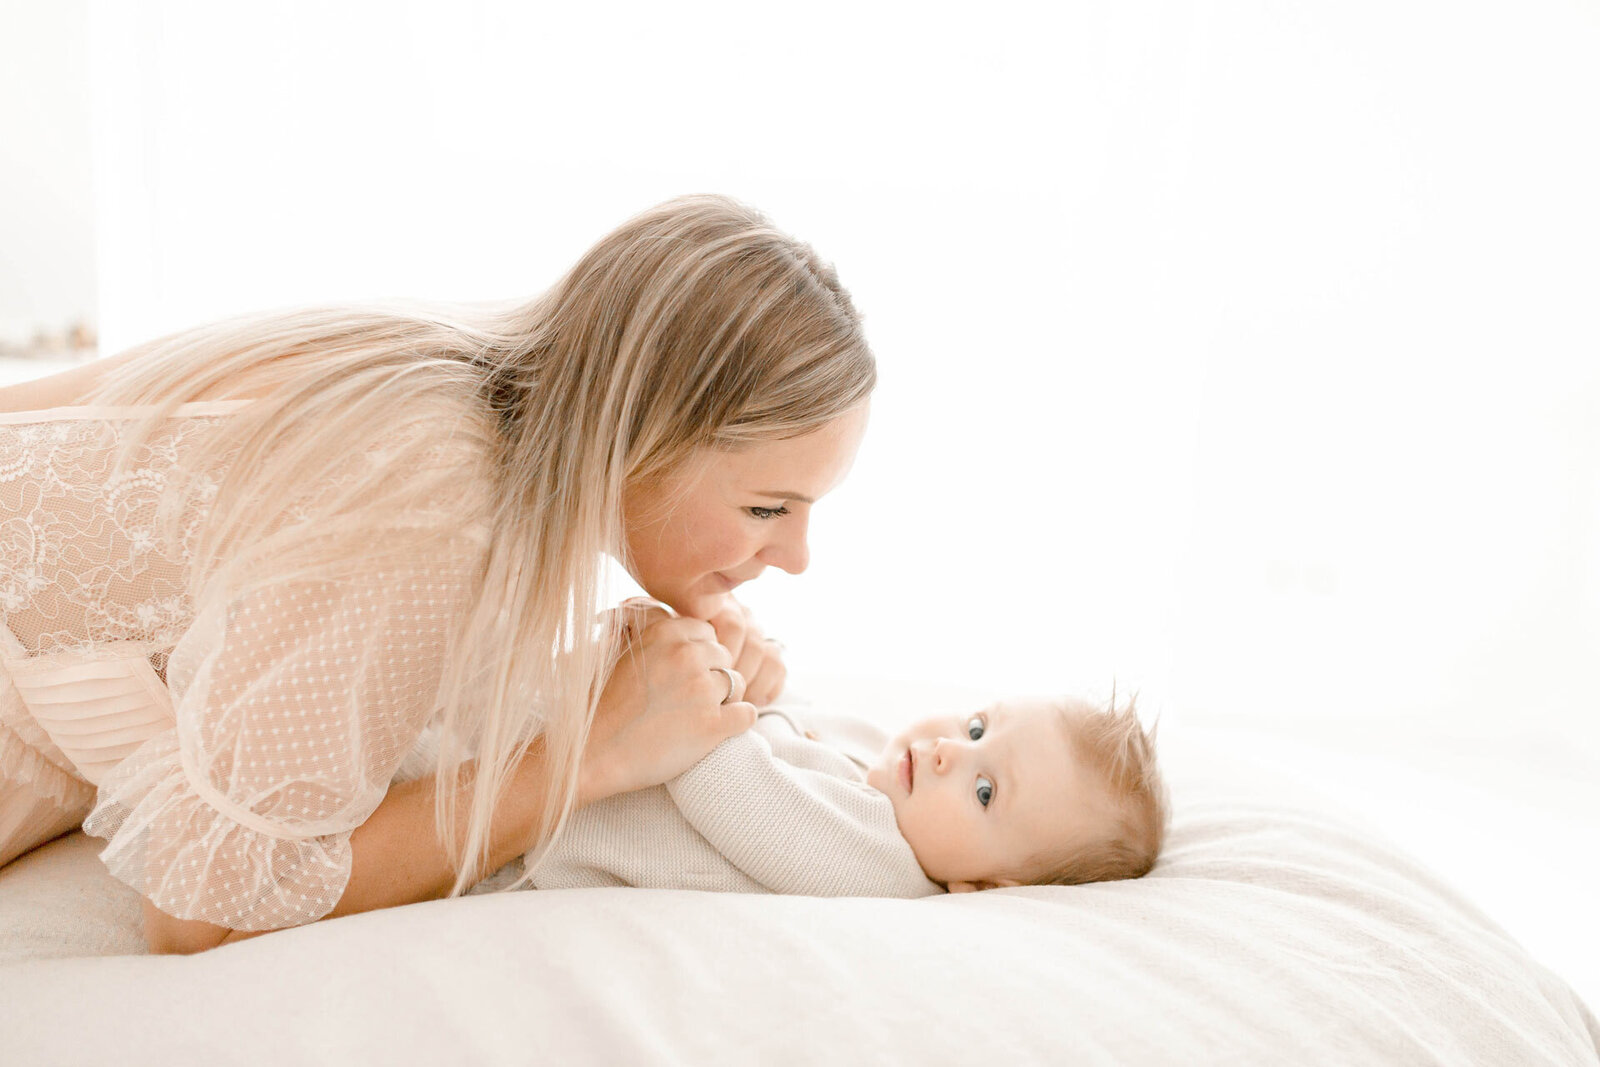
top-left (966, 715), bottom-right (985, 741)
top-left (975, 775), bottom-right (994, 808)
top-left (747, 505), bottom-right (790, 520)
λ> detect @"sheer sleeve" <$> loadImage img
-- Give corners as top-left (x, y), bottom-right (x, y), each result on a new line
top-left (82, 529), bottom-right (484, 930)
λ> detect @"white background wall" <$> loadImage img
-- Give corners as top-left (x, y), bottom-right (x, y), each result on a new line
top-left (10, 0), bottom-right (1600, 734)
top-left (0, 0), bottom-right (94, 344)
top-left (71, 0), bottom-right (1599, 750)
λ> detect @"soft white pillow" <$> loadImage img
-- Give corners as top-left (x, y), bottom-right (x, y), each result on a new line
top-left (0, 830), bottom-right (145, 963)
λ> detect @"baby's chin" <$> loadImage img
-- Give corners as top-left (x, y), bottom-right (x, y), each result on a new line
top-left (862, 764), bottom-right (931, 877)
top-left (863, 740), bottom-right (905, 796)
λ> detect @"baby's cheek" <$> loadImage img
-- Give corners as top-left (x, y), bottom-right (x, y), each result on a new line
top-left (900, 825), bottom-right (946, 882)
top-left (893, 807), bottom-right (932, 856)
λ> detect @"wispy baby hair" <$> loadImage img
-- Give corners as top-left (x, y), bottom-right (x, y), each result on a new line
top-left (1040, 692), bottom-right (1168, 885)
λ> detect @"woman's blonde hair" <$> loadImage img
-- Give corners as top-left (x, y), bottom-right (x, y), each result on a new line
top-left (93, 194), bottom-right (875, 894)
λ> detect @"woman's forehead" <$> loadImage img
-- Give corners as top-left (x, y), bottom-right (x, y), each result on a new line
top-left (713, 412), bottom-right (867, 491)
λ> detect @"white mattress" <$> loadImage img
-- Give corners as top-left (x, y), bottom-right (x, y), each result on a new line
top-left (1, 699), bottom-right (1594, 1066)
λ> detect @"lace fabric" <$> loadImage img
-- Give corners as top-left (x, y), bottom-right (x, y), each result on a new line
top-left (2, 404), bottom-right (490, 929)
top-left (0, 406), bottom-right (225, 658)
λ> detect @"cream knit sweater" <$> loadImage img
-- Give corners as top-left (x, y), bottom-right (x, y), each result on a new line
top-left (474, 707), bottom-right (942, 898)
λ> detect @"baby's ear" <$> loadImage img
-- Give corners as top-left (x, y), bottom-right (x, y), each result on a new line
top-left (946, 877), bottom-right (1022, 894)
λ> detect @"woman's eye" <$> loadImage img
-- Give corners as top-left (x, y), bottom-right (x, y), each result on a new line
top-left (975, 775), bottom-right (994, 808)
top-left (747, 505), bottom-right (790, 520)
top-left (966, 715), bottom-right (985, 741)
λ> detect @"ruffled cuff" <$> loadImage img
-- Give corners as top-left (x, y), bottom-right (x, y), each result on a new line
top-left (83, 732), bottom-right (354, 931)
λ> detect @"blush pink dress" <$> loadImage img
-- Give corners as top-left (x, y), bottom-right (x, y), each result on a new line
top-left (0, 401), bottom-right (486, 929)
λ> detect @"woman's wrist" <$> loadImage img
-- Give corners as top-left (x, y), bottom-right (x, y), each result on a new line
top-left (575, 744), bottom-right (621, 809)
top-left (501, 733), bottom-right (623, 857)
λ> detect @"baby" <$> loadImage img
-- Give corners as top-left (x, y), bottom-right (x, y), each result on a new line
top-left (478, 693), bottom-right (1168, 897)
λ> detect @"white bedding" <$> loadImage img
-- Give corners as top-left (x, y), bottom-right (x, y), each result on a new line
top-left (1, 715), bottom-right (1595, 1066)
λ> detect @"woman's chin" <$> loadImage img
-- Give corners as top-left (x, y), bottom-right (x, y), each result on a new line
top-left (637, 585), bottom-right (721, 621)
top-left (674, 591), bottom-right (728, 621)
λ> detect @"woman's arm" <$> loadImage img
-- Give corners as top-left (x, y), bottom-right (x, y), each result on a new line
top-left (148, 736), bottom-right (587, 953)
top-left (145, 612), bottom-right (754, 953)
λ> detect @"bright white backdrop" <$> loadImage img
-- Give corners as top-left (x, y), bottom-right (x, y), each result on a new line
top-left (80, 0), bottom-right (1600, 750)
top-left (0, 1), bottom-right (94, 343)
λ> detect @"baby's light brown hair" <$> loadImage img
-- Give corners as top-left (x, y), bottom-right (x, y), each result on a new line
top-left (1032, 694), bottom-right (1168, 886)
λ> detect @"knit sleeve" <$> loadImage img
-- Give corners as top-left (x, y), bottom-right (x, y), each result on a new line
top-left (82, 531), bottom-right (483, 930)
top-left (664, 724), bottom-right (943, 898)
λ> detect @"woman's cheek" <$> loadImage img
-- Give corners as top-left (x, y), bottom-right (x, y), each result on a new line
top-left (699, 523), bottom-right (753, 573)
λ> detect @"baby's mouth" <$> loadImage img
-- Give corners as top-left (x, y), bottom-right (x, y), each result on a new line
top-left (900, 748), bottom-right (914, 794)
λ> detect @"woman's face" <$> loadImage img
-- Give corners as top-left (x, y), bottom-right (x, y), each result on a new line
top-left (622, 404), bottom-right (870, 620)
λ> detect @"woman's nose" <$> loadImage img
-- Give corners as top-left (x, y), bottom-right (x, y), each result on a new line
top-left (758, 515), bottom-right (810, 575)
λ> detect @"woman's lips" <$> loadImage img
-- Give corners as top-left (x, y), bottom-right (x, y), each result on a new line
top-left (899, 749), bottom-right (914, 793)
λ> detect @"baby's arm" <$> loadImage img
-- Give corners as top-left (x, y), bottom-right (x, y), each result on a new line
top-left (665, 726), bottom-right (941, 898)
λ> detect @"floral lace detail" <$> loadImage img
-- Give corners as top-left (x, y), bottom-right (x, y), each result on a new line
top-left (0, 415), bottom-right (224, 657)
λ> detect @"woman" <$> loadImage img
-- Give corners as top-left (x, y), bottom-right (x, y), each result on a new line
top-left (0, 195), bottom-right (873, 952)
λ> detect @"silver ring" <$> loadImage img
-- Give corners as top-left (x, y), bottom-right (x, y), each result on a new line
top-left (711, 666), bottom-right (739, 705)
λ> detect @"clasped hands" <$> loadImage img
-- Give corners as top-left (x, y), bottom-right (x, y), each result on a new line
top-left (580, 596), bottom-right (786, 802)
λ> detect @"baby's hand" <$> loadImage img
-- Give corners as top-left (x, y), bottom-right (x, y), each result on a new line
top-left (704, 596), bottom-right (787, 708)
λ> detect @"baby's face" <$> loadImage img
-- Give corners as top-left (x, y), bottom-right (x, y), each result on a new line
top-left (865, 698), bottom-right (1107, 892)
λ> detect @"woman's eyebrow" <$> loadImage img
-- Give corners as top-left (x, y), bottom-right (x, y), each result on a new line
top-left (753, 489), bottom-right (814, 503)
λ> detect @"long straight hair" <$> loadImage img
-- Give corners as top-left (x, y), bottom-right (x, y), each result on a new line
top-left (93, 195), bottom-right (876, 892)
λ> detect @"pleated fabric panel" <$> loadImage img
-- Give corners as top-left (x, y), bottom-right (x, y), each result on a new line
top-left (5, 654), bottom-right (174, 787)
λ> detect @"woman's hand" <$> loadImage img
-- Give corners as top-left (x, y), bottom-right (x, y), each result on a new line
top-left (704, 596), bottom-right (787, 708)
top-left (581, 602), bottom-right (757, 802)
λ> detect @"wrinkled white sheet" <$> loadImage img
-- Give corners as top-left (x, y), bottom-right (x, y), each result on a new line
top-left (1, 722), bottom-right (1594, 1066)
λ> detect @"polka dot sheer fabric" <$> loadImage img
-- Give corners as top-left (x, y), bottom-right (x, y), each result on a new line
top-left (85, 546), bottom-right (480, 929)
top-left (3, 405), bottom-right (486, 930)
